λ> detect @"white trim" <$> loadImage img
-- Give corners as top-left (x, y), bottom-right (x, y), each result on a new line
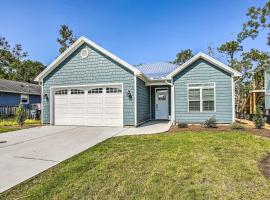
top-left (171, 84), bottom-right (175, 122)
top-left (40, 81), bottom-right (43, 124)
top-left (20, 94), bottom-right (29, 104)
top-left (150, 85), bottom-right (152, 120)
top-left (232, 77), bottom-right (235, 123)
top-left (35, 36), bottom-right (142, 82)
top-left (167, 52), bottom-right (241, 79)
top-left (50, 83), bottom-right (124, 126)
top-left (154, 87), bottom-right (169, 120)
top-left (187, 82), bottom-right (216, 113)
top-left (134, 76), bottom-right (137, 126)
top-left (50, 82), bottom-right (123, 89)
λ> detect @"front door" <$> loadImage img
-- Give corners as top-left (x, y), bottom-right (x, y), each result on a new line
top-left (155, 89), bottom-right (169, 119)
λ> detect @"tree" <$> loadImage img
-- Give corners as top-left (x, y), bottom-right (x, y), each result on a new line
top-left (238, 1), bottom-right (270, 45)
top-left (16, 104), bottom-right (26, 126)
top-left (173, 49), bottom-right (193, 65)
top-left (0, 35), bottom-right (44, 82)
top-left (57, 25), bottom-right (77, 53)
top-left (218, 41), bottom-right (243, 68)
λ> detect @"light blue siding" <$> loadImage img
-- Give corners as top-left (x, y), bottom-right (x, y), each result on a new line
top-left (136, 78), bottom-right (150, 124)
top-left (265, 69), bottom-right (270, 109)
top-left (43, 43), bottom-right (135, 125)
top-left (173, 59), bottom-right (233, 123)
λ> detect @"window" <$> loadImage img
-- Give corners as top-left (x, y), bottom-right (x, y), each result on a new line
top-left (202, 88), bottom-right (214, 111)
top-left (188, 83), bottom-right (215, 112)
top-left (71, 89), bottom-right (84, 94)
top-left (55, 89), bottom-right (68, 95)
top-left (88, 88), bottom-right (103, 94)
top-left (106, 87), bottom-right (122, 93)
top-left (188, 89), bottom-right (200, 111)
top-left (21, 94), bottom-right (29, 104)
top-left (158, 94), bottom-right (166, 101)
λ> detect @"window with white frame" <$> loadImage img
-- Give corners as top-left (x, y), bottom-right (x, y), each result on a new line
top-left (88, 88), bottom-right (103, 94)
top-left (21, 94), bottom-right (29, 104)
top-left (71, 89), bottom-right (85, 94)
top-left (188, 83), bottom-right (215, 112)
top-left (106, 87), bottom-right (122, 93)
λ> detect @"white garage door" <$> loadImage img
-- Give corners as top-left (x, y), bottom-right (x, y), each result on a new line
top-left (54, 85), bottom-right (123, 126)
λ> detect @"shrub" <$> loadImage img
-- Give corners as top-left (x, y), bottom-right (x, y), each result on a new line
top-left (252, 107), bottom-right (265, 129)
top-left (178, 122), bottom-right (188, 128)
top-left (230, 122), bottom-right (245, 130)
top-left (204, 116), bottom-right (217, 128)
top-left (15, 104), bottom-right (26, 126)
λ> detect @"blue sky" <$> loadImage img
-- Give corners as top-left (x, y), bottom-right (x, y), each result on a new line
top-left (0, 0), bottom-right (268, 66)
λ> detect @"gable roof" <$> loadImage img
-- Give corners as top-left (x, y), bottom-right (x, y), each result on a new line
top-left (134, 62), bottom-right (178, 79)
top-left (34, 36), bottom-right (141, 82)
top-left (0, 79), bottom-right (41, 95)
top-left (166, 52), bottom-right (241, 78)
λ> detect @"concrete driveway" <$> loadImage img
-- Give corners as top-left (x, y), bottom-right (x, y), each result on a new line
top-left (0, 126), bottom-right (124, 193)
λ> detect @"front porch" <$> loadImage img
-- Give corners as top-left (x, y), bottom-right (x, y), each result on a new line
top-left (149, 85), bottom-right (172, 121)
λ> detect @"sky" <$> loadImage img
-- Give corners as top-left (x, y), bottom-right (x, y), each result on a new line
top-left (0, 0), bottom-right (268, 66)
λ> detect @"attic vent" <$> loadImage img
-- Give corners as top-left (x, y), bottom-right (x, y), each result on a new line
top-left (80, 48), bottom-right (89, 59)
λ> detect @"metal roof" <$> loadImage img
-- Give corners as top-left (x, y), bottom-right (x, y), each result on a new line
top-left (0, 79), bottom-right (41, 95)
top-left (134, 62), bottom-right (179, 79)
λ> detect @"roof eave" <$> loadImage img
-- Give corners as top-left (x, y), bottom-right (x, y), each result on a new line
top-left (166, 52), bottom-right (241, 79)
top-left (35, 36), bottom-right (141, 82)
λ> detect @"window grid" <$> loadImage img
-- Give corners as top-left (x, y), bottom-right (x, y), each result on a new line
top-left (55, 89), bottom-right (68, 95)
top-left (188, 83), bottom-right (215, 112)
top-left (71, 89), bottom-right (85, 94)
top-left (88, 88), bottom-right (103, 94)
top-left (106, 87), bottom-right (122, 93)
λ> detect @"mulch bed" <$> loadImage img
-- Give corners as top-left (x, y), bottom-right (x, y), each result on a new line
top-left (170, 124), bottom-right (270, 138)
top-left (260, 153), bottom-right (270, 179)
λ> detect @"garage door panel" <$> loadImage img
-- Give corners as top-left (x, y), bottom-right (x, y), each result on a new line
top-left (54, 86), bottom-right (123, 126)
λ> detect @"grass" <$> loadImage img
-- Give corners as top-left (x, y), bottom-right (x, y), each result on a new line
top-left (0, 127), bottom-right (19, 134)
top-left (0, 119), bottom-right (40, 126)
top-left (1, 131), bottom-right (270, 199)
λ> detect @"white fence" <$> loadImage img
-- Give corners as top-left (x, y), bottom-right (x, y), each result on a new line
top-left (0, 106), bottom-right (39, 119)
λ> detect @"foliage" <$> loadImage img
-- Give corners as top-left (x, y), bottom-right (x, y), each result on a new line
top-left (2, 132), bottom-right (270, 199)
top-left (0, 127), bottom-right (19, 134)
top-left (15, 104), bottom-right (26, 126)
top-left (217, 41), bottom-right (243, 68)
top-left (0, 35), bottom-right (44, 82)
top-left (57, 24), bottom-right (77, 53)
top-left (178, 122), bottom-right (188, 128)
top-left (252, 107), bottom-right (266, 129)
top-left (0, 119), bottom-right (40, 126)
top-left (238, 1), bottom-right (270, 46)
top-left (230, 122), bottom-right (245, 130)
top-left (173, 49), bottom-right (193, 65)
top-left (204, 115), bottom-right (218, 128)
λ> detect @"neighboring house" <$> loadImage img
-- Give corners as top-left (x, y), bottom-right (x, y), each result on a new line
top-left (0, 79), bottom-right (41, 109)
top-left (35, 36), bottom-right (240, 127)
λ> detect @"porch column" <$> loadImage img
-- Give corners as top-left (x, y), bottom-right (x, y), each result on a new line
top-left (171, 85), bottom-right (175, 123)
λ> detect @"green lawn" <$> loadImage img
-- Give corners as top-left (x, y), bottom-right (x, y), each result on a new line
top-left (1, 131), bottom-right (270, 199)
top-left (0, 127), bottom-right (19, 134)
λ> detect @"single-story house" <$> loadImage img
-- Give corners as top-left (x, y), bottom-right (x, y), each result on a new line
top-left (0, 79), bottom-right (41, 109)
top-left (35, 36), bottom-right (241, 127)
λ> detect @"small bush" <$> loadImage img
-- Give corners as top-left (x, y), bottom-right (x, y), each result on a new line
top-left (204, 116), bottom-right (217, 128)
top-left (230, 122), bottom-right (245, 130)
top-left (178, 122), bottom-right (188, 128)
top-left (15, 104), bottom-right (26, 126)
top-left (252, 107), bottom-right (265, 129)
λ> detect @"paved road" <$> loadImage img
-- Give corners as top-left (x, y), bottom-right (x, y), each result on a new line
top-left (0, 126), bottom-right (125, 193)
